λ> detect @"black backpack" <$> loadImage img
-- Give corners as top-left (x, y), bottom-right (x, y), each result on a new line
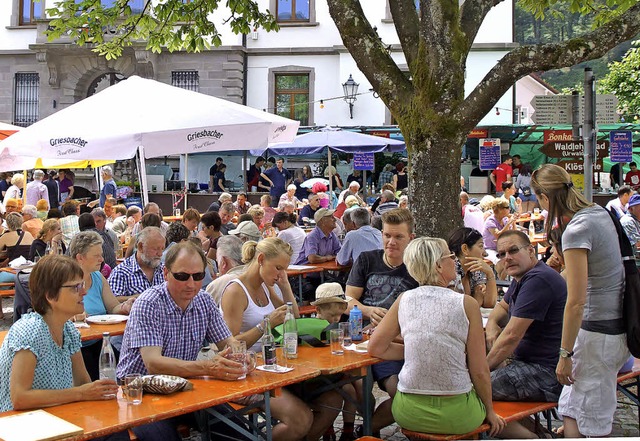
top-left (607, 209), bottom-right (640, 357)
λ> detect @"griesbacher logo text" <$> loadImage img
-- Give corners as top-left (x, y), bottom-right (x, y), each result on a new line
top-left (187, 129), bottom-right (223, 142)
top-left (50, 137), bottom-right (88, 147)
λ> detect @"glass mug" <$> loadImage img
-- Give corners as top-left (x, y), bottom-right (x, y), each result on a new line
top-left (122, 373), bottom-right (143, 405)
top-left (225, 341), bottom-right (257, 380)
top-left (330, 329), bottom-right (344, 355)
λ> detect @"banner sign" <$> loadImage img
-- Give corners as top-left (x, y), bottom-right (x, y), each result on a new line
top-left (353, 153), bottom-right (375, 171)
top-left (479, 138), bottom-right (501, 171)
top-left (609, 130), bottom-right (633, 163)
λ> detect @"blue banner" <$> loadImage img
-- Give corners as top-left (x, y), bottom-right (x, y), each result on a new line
top-left (479, 138), bottom-right (501, 171)
top-left (610, 130), bottom-right (633, 163)
top-left (353, 153), bottom-right (375, 170)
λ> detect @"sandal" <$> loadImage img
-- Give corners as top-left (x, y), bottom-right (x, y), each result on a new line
top-left (552, 426), bottom-right (564, 438)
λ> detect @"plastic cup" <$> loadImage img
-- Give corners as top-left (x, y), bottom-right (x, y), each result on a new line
top-left (123, 373), bottom-right (143, 405)
top-left (534, 208), bottom-right (540, 216)
top-left (339, 323), bottom-right (352, 348)
top-left (330, 329), bottom-right (344, 355)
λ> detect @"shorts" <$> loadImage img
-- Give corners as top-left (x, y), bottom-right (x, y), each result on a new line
top-left (491, 359), bottom-right (562, 402)
top-left (372, 360), bottom-right (404, 390)
top-left (519, 193), bottom-right (537, 202)
top-left (558, 329), bottom-right (630, 437)
top-left (392, 389), bottom-right (486, 434)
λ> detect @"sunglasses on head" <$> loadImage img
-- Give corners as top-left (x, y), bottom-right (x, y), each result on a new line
top-left (170, 271), bottom-right (206, 281)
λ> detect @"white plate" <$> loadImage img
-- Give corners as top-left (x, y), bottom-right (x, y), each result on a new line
top-left (86, 314), bottom-right (129, 324)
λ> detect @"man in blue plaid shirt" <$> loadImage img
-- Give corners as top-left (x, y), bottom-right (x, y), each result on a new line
top-left (117, 241), bottom-right (244, 440)
top-left (108, 227), bottom-right (166, 302)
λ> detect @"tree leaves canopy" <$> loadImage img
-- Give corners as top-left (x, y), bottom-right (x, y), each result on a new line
top-left (599, 41), bottom-right (640, 116)
top-left (46, 0), bottom-right (279, 59)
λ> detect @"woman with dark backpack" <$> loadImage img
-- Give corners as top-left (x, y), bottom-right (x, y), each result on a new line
top-left (532, 164), bottom-right (630, 438)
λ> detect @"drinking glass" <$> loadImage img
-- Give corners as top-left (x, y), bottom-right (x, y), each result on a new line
top-left (226, 341), bottom-right (248, 379)
top-left (330, 329), bottom-right (344, 355)
top-left (123, 373), bottom-right (143, 405)
top-left (339, 323), bottom-right (352, 347)
top-left (533, 208), bottom-right (540, 216)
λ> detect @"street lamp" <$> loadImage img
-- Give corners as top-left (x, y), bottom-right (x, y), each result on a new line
top-left (342, 74), bottom-right (359, 119)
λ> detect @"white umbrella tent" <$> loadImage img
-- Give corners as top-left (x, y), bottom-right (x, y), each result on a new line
top-left (0, 76), bottom-right (299, 204)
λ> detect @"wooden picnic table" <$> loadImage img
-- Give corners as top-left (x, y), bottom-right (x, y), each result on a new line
top-left (0, 365), bottom-right (320, 441)
top-left (285, 343), bottom-right (380, 435)
top-left (515, 213), bottom-right (544, 223)
top-left (0, 321), bottom-right (126, 345)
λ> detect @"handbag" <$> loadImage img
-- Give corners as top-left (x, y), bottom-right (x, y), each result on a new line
top-left (607, 209), bottom-right (640, 357)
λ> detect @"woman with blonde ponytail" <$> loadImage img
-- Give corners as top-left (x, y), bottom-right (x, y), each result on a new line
top-left (531, 164), bottom-right (629, 438)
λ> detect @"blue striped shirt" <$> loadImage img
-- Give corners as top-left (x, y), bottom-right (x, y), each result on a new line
top-left (116, 282), bottom-right (231, 379)
top-left (107, 255), bottom-right (165, 297)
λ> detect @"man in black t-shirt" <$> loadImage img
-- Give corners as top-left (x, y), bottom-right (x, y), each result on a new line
top-left (485, 230), bottom-right (566, 437)
top-left (208, 157), bottom-right (224, 192)
top-left (346, 208), bottom-right (418, 435)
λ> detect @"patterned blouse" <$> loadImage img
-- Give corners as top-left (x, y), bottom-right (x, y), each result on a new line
top-left (452, 259), bottom-right (488, 295)
top-left (0, 313), bottom-right (81, 411)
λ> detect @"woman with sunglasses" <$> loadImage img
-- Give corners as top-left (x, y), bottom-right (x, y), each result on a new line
top-left (482, 198), bottom-right (518, 263)
top-left (448, 227), bottom-right (497, 308)
top-left (0, 256), bottom-right (127, 441)
top-left (70, 231), bottom-right (133, 380)
top-left (369, 237), bottom-right (504, 436)
top-left (531, 164), bottom-right (629, 438)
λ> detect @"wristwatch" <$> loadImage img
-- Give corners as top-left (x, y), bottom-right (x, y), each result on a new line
top-left (559, 347), bottom-right (574, 358)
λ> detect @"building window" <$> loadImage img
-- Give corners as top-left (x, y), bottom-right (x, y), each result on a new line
top-left (13, 73), bottom-right (39, 127)
top-left (19, 0), bottom-right (42, 25)
top-left (172, 71), bottom-right (199, 92)
top-left (275, 74), bottom-right (309, 125)
top-left (276, 0), bottom-right (309, 21)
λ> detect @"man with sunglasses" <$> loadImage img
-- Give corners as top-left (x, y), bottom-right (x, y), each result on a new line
top-left (485, 231), bottom-right (566, 436)
top-left (117, 240), bottom-right (245, 439)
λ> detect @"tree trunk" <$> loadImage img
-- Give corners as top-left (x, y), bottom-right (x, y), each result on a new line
top-left (403, 124), bottom-right (466, 239)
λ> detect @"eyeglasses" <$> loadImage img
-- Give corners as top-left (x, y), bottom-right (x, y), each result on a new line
top-left (62, 281), bottom-right (85, 293)
top-left (170, 271), bottom-right (206, 281)
top-left (439, 253), bottom-right (456, 261)
top-left (496, 245), bottom-right (530, 260)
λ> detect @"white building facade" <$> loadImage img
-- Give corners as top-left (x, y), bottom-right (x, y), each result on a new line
top-left (0, 0), bottom-right (517, 129)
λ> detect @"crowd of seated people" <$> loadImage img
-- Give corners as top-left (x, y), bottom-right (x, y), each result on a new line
top-left (0, 158), bottom-right (635, 441)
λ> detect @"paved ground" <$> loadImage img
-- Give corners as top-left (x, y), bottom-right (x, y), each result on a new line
top-left (1, 302), bottom-right (638, 439)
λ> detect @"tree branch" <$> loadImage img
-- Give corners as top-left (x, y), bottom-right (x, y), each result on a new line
top-left (388, 0), bottom-right (420, 70)
top-left (459, 0), bottom-right (504, 52)
top-left (326, 0), bottom-right (413, 110)
top-left (459, 1), bottom-right (640, 132)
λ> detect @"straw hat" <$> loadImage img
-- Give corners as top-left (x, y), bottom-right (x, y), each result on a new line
top-left (311, 282), bottom-right (348, 306)
top-left (229, 220), bottom-right (261, 240)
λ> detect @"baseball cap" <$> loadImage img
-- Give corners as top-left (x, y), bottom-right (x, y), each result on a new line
top-left (228, 220), bottom-right (261, 240)
top-left (314, 208), bottom-right (336, 223)
top-left (628, 194), bottom-right (640, 208)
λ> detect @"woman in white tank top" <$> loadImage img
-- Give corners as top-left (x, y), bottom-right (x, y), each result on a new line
top-left (369, 237), bottom-right (505, 436)
top-left (220, 238), bottom-right (319, 440)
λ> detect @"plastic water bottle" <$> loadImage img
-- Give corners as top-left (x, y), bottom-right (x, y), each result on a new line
top-left (349, 305), bottom-right (363, 341)
top-left (283, 302), bottom-right (298, 359)
top-left (99, 332), bottom-right (116, 397)
top-left (261, 317), bottom-right (277, 367)
top-left (529, 221), bottom-right (535, 240)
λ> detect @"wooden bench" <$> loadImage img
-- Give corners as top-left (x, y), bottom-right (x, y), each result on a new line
top-left (401, 401), bottom-right (557, 441)
top-left (128, 423), bottom-right (191, 440)
top-left (0, 282), bottom-right (15, 298)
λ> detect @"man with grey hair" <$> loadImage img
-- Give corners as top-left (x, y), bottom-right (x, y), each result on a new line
top-left (207, 192), bottom-right (232, 213)
top-left (91, 207), bottom-right (118, 268)
top-left (337, 208), bottom-right (382, 266)
top-left (88, 165), bottom-right (117, 208)
top-left (374, 190), bottom-right (399, 216)
top-left (108, 226), bottom-right (166, 302)
top-left (21, 204), bottom-right (43, 238)
top-left (219, 201), bottom-right (236, 234)
top-left (26, 169), bottom-right (49, 207)
top-left (206, 235), bottom-right (245, 305)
